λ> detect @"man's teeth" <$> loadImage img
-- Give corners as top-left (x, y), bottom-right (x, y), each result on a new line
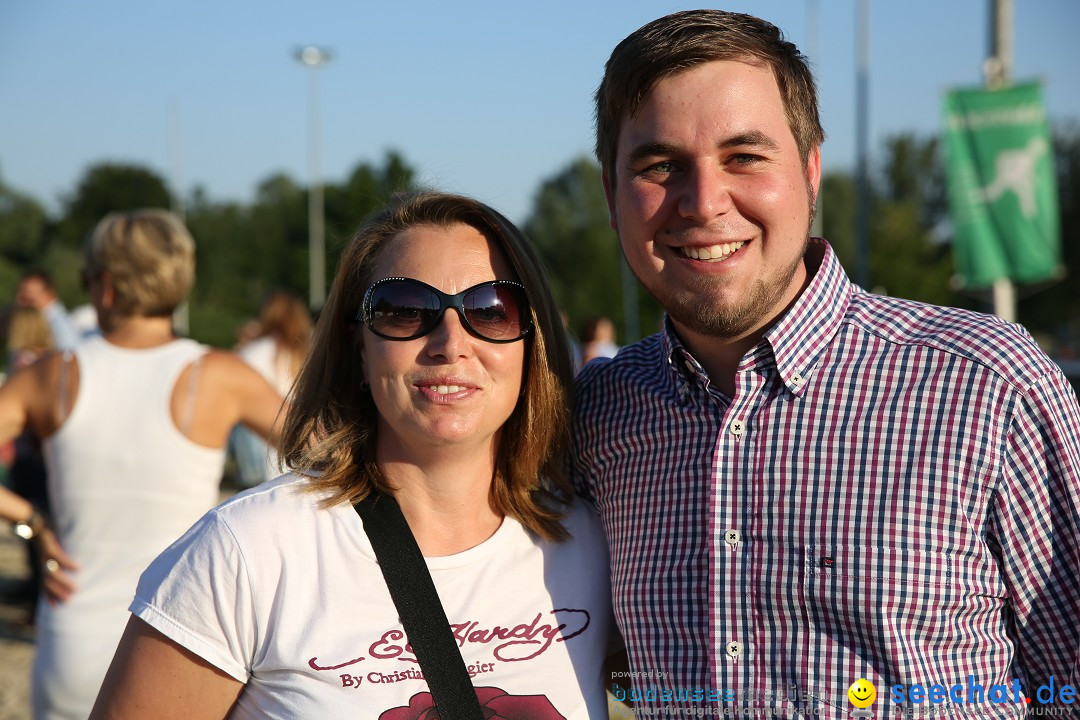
top-left (433, 385), bottom-right (464, 394)
top-left (681, 241), bottom-right (746, 261)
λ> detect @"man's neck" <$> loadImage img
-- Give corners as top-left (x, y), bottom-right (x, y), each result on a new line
top-left (673, 326), bottom-right (762, 399)
top-left (671, 250), bottom-right (821, 398)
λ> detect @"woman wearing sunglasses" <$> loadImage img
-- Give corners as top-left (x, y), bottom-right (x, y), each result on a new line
top-left (91, 192), bottom-right (615, 718)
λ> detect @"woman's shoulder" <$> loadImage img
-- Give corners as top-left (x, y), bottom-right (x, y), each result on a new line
top-left (522, 498), bottom-right (610, 590)
top-left (209, 474), bottom-right (339, 537)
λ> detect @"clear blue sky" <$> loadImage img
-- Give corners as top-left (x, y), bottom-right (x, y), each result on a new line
top-left (1, 0), bottom-right (1077, 226)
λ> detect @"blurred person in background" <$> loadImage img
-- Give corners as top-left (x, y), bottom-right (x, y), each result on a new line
top-left (7, 306), bottom-right (55, 371)
top-left (230, 290), bottom-right (312, 486)
top-left (578, 315), bottom-right (620, 365)
top-left (0, 209), bottom-right (285, 720)
top-left (91, 192), bottom-right (614, 718)
top-left (16, 270), bottom-right (79, 351)
top-left (2, 306), bottom-right (56, 610)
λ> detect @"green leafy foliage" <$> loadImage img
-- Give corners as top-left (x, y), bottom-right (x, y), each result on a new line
top-left (0, 179), bottom-right (48, 264)
top-left (822, 133), bottom-right (956, 306)
top-left (1017, 123), bottom-right (1080, 346)
top-left (181, 152), bottom-right (416, 347)
top-left (53, 163), bottom-right (172, 251)
top-left (0, 153), bottom-right (416, 347)
top-left (0, 133), bottom-right (1076, 354)
top-left (525, 156), bottom-right (661, 345)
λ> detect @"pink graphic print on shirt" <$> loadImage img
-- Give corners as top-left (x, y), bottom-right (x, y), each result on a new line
top-left (379, 686), bottom-right (567, 720)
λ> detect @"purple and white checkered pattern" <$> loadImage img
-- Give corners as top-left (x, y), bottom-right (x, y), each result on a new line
top-left (573, 240), bottom-right (1080, 718)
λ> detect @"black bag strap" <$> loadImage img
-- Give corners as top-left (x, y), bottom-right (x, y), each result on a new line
top-left (354, 493), bottom-right (484, 719)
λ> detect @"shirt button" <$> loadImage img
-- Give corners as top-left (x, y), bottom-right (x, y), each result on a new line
top-left (726, 641), bottom-right (741, 659)
top-left (729, 419), bottom-right (745, 437)
top-left (791, 373), bottom-right (804, 386)
top-left (725, 529), bottom-right (741, 548)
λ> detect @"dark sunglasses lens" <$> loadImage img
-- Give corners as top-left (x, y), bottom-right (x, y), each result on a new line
top-left (463, 284), bottom-right (528, 341)
top-left (368, 282), bottom-right (440, 338)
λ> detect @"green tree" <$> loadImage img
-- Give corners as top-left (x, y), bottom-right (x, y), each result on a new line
top-left (525, 156), bottom-right (658, 344)
top-left (0, 174), bottom-right (51, 303)
top-left (54, 163), bottom-right (172, 250)
top-left (868, 134), bottom-right (955, 306)
top-left (1018, 124), bottom-right (1080, 343)
top-left (0, 178), bottom-right (49, 265)
top-left (822, 134), bottom-right (955, 306)
top-left (820, 171), bottom-right (855, 269)
top-left (325, 150), bottom-right (417, 266)
top-left (182, 174), bottom-right (308, 347)
top-left (184, 191), bottom-right (264, 346)
top-left (182, 152), bottom-right (418, 346)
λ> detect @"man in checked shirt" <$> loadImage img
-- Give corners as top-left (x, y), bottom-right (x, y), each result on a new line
top-left (572, 9), bottom-right (1080, 718)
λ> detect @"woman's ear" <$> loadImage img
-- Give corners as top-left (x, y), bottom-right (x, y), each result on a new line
top-left (99, 271), bottom-right (116, 309)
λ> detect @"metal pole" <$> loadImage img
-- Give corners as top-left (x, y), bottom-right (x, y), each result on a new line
top-left (169, 100), bottom-right (189, 335)
top-left (807, 0), bottom-right (824, 239)
top-left (307, 67), bottom-right (325, 310)
top-left (986, 0), bottom-right (1016, 322)
top-left (855, 0), bottom-right (871, 289)
top-left (169, 101), bottom-right (184, 222)
top-left (295, 46), bottom-right (332, 311)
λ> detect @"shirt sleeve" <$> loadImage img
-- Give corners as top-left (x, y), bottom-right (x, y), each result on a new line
top-left (42, 300), bottom-right (80, 351)
top-left (130, 509), bottom-right (257, 683)
top-left (991, 368), bottom-right (1080, 690)
top-left (569, 361), bottom-right (606, 507)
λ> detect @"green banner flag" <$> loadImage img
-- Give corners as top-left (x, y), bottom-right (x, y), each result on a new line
top-left (944, 82), bottom-right (1061, 288)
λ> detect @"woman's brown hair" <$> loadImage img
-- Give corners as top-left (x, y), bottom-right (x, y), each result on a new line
top-left (257, 290), bottom-right (313, 355)
top-left (280, 192), bottom-right (576, 540)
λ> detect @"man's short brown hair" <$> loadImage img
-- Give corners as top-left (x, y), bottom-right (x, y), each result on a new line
top-left (595, 9), bottom-right (825, 182)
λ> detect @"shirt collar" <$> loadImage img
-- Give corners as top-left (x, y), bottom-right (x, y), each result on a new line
top-left (763, 238), bottom-right (852, 396)
top-left (661, 318), bottom-right (710, 402)
top-left (662, 238), bottom-right (853, 397)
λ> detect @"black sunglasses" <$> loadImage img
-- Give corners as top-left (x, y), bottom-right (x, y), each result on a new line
top-left (358, 277), bottom-right (533, 343)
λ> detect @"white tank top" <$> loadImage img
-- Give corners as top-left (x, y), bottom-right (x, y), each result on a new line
top-left (41, 335), bottom-right (227, 618)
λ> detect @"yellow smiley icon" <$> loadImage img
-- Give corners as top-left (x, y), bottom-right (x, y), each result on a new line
top-left (848, 678), bottom-right (877, 708)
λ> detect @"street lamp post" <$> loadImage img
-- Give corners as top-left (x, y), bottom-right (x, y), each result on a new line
top-left (854, 0), bottom-right (871, 290)
top-left (985, 0), bottom-right (1016, 322)
top-left (294, 45), bottom-right (332, 311)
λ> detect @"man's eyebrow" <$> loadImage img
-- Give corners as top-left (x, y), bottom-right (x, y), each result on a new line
top-left (626, 131), bottom-right (781, 163)
top-left (720, 131), bottom-right (780, 151)
top-left (626, 142), bottom-right (681, 163)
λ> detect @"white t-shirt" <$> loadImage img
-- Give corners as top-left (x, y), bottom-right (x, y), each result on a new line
top-left (132, 475), bottom-right (614, 719)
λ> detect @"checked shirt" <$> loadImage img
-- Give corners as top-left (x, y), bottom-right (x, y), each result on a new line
top-left (572, 239), bottom-right (1080, 718)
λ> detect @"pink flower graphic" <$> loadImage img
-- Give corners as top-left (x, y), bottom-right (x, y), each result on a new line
top-left (379, 686), bottom-right (566, 720)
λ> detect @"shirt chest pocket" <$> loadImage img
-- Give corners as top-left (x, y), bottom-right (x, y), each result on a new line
top-left (801, 545), bottom-right (1010, 687)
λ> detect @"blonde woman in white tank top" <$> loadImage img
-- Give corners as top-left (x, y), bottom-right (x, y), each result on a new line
top-left (0, 210), bottom-right (285, 720)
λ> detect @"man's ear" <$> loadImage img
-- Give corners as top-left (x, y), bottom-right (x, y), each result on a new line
top-left (806, 145), bottom-right (822, 204)
top-left (602, 170), bottom-right (618, 233)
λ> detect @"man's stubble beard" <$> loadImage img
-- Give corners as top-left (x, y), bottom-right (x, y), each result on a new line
top-left (628, 179), bottom-right (817, 341)
top-left (667, 240), bottom-right (808, 339)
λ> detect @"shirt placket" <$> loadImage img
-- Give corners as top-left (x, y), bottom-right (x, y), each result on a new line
top-left (711, 360), bottom-right (768, 707)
